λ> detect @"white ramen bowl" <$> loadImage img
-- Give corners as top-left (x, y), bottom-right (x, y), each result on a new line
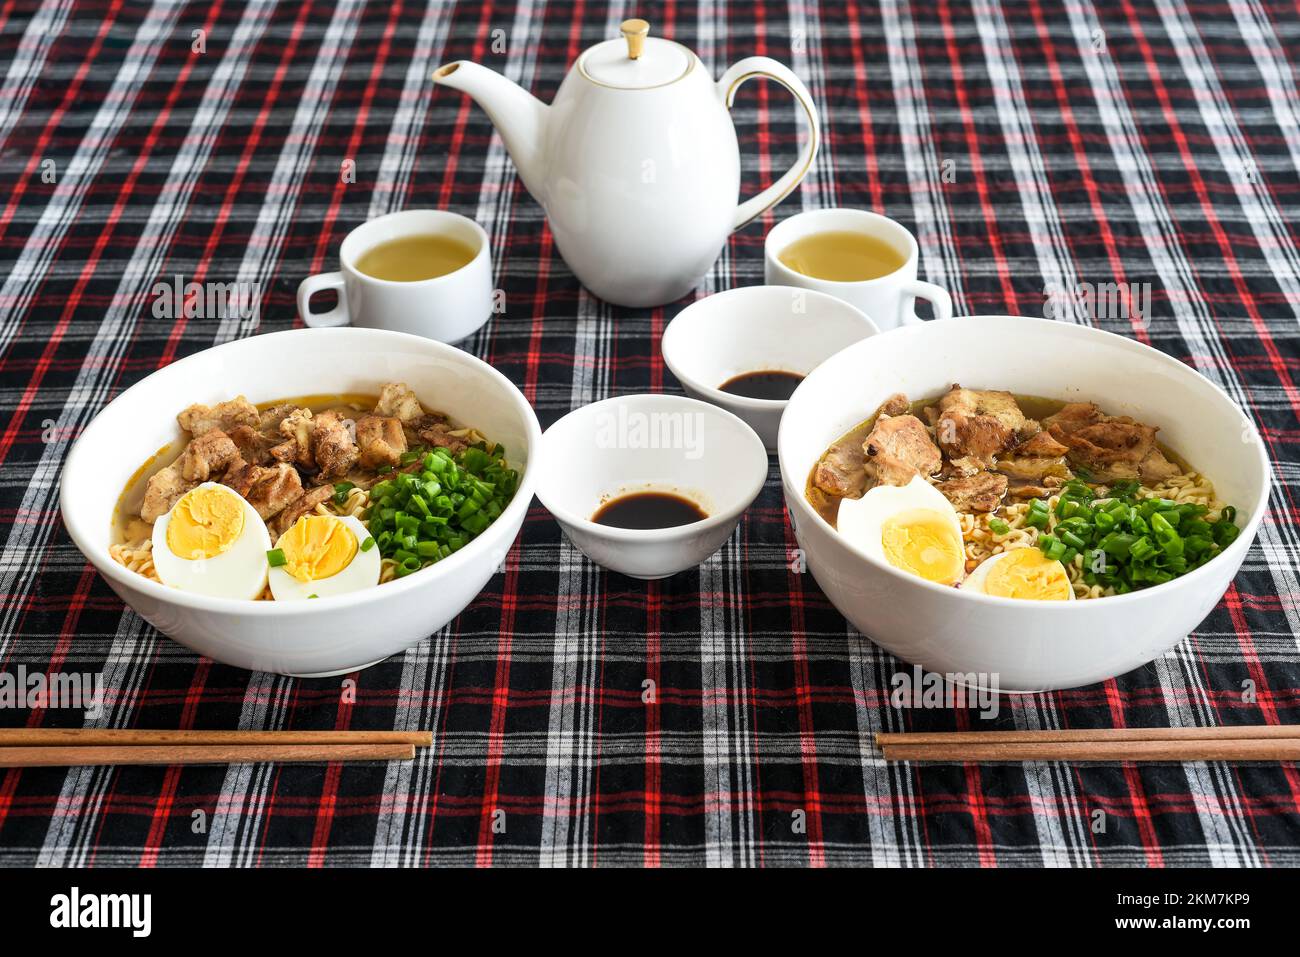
top-left (60, 327), bottom-right (542, 677)
top-left (778, 315), bottom-right (1271, 692)
top-left (536, 394), bottom-right (768, 579)
top-left (661, 285), bottom-right (879, 450)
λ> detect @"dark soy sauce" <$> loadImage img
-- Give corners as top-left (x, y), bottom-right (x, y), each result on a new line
top-left (718, 370), bottom-right (804, 400)
top-left (592, 492), bottom-right (709, 530)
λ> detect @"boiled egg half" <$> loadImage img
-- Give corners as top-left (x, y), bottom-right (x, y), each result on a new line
top-left (961, 547), bottom-right (1074, 601)
top-left (268, 514), bottom-right (380, 601)
top-left (837, 475), bottom-right (966, 586)
top-left (152, 482), bottom-right (272, 599)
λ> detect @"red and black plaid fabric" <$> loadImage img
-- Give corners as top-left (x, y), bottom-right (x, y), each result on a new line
top-left (1, 0), bottom-right (1298, 867)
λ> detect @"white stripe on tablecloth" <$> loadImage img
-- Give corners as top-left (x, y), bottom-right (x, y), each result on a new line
top-left (880, 2), bottom-right (969, 313)
top-left (0, 7), bottom-right (178, 355)
top-left (967, 0), bottom-right (1096, 866)
top-left (697, 0), bottom-right (729, 295)
top-left (212, 0), bottom-right (367, 344)
top-left (972, 0), bottom-right (1089, 326)
top-left (33, 616), bottom-right (154, 866)
top-left (1154, 0), bottom-right (1300, 637)
top-left (1232, 1), bottom-right (1300, 175)
top-left (204, 673), bottom-right (294, 867)
top-left (359, 1), bottom-right (458, 869)
top-left (693, 0), bottom-right (743, 871)
top-left (492, 0), bottom-right (594, 868)
top-left (1157, 0), bottom-right (1300, 315)
top-left (1155, 0), bottom-right (1300, 860)
top-left (15, 1), bottom-right (278, 867)
top-left (0, 0), bottom-right (74, 149)
top-left (366, 2), bottom-right (454, 218)
top-left (783, 0), bottom-right (831, 210)
top-left (196, 0), bottom-right (369, 867)
top-left (846, 638), bottom-right (912, 865)
top-left (1065, 0), bottom-right (1263, 867)
top-left (0, 3), bottom-right (182, 651)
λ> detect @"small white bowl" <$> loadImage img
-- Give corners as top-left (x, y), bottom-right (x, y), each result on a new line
top-left (536, 394), bottom-right (768, 579)
top-left (661, 285), bottom-right (879, 449)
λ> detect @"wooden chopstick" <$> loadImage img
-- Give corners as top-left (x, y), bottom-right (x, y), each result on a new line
top-left (877, 726), bottom-right (1300, 747)
top-left (878, 726), bottom-right (1300, 763)
top-left (0, 729), bottom-right (432, 748)
top-left (0, 743), bottom-right (416, 768)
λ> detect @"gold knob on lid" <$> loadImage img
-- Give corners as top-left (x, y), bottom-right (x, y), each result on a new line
top-left (621, 18), bottom-right (650, 59)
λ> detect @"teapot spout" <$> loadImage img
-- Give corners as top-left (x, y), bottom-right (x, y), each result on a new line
top-left (432, 61), bottom-right (549, 201)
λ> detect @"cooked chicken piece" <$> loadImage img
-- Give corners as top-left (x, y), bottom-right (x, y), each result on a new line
top-left (1044, 402), bottom-right (1180, 483)
top-left (355, 414), bottom-right (406, 469)
top-left (140, 464), bottom-right (196, 523)
top-left (946, 455), bottom-right (985, 477)
top-left (257, 403), bottom-right (299, 435)
top-left (878, 392), bottom-right (910, 417)
top-left (228, 425), bottom-right (274, 466)
top-left (935, 386), bottom-right (1026, 468)
top-left (417, 420), bottom-right (470, 455)
top-left (987, 428), bottom-right (1072, 482)
top-left (178, 428), bottom-right (241, 482)
top-left (269, 485), bottom-right (334, 538)
top-left (862, 414), bottom-right (942, 487)
top-left (935, 472), bottom-right (1008, 512)
top-left (177, 396), bottom-right (259, 437)
top-left (267, 440), bottom-right (298, 464)
top-left (275, 408), bottom-right (315, 469)
top-left (1016, 430), bottom-right (1070, 458)
top-left (812, 438), bottom-right (868, 498)
top-left (996, 456), bottom-right (1072, 483)
top-left (311, 411), bottom-right (360, 479)
top-left (375, 382), bottom-right (425, 424)
top-left (222, 462), bottom-right (303, 520)
top-left (1009, 484), bottom-right (1052, 501)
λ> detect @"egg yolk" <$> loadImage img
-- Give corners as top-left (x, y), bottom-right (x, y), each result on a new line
top-left (166, 486), bottom-right (245, 560)
top-left (879, 509), bottom-right (965, 585)
top-left (985, 548), bottom-right (1072, 601)
top-left (276, 515), bottom-right (357, 583)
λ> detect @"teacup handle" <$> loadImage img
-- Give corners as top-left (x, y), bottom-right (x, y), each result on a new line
top-left (900, 279), bottom-right (953, 326)
top-left (717, 57), bottom-right (820, 231)
top-left (297, 271), bottom-right (350, 328)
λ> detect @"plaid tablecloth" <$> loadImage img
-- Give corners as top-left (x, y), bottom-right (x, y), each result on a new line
top-left (1, 0), bottom-right (1298, 868)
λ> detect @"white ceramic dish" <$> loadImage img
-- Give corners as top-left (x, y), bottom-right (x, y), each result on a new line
top-left (536, 394), bottom-right (767, 578)
top-left (778, 315), bottom-right (1271, 692)
top-left (661, 285), bottom-right (879, 450)
top-left (60, 328), bottom-right (542, 677)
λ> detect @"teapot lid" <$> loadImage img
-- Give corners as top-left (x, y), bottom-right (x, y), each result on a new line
top-left (578, 19), bottom-right (693, 89)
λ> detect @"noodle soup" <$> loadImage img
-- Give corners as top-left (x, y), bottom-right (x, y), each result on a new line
top-left (111, 383), bottom-right (519, 602)
top-left (806, 388), bottom-right (1240, 601)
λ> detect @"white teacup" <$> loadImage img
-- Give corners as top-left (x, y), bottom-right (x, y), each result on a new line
top-left (764, 208), bottom-right (952, 331)
top-left (297, 209), bottom-right (493, 342)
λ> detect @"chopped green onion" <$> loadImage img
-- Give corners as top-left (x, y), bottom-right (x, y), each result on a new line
top-left (988, 518), bottom-right (1011, 536)
top-left (266, 548), bottom-right (287, 567)
top-left (360, 536), bottom-right (375, 552)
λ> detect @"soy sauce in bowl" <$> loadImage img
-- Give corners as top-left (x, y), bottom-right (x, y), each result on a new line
top-left (592, 492), bottom-right (708, 530)
top-left (718, 370), bottom-right (804, 401)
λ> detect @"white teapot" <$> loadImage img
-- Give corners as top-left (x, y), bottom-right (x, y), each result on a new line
top-left (432, 19), bottom-right (819, 307)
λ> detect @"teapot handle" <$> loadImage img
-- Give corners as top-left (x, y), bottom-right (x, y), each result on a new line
top-left (717, 57), bottom-right (821, 231)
